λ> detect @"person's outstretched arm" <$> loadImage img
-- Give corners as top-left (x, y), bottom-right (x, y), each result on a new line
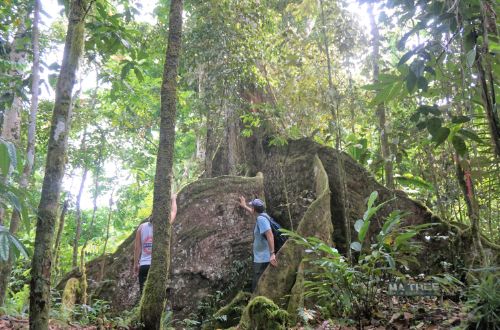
top-left (170, 194), bottom-right (178, 224)
top-left (133, 226), bottom-right (142, 276)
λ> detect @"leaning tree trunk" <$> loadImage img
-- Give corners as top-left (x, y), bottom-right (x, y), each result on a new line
top-left (29, 1), bottom-right (88, 328)
top-left (0, 0), bottom-right (41, 306)
top-left (139, 0), bottom-right (183, 328)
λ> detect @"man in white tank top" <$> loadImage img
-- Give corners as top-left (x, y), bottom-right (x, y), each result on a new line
top-left (133, 194), bottom-right (177, 294)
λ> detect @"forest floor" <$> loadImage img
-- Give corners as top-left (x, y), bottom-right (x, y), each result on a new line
top-left (0, 297), bottom-right (466, 329)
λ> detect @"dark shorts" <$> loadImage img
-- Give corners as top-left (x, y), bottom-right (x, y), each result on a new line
top-left (252, 262), bottom-right (269, 292)
top-left (138, 265), bottom-right (150, 294)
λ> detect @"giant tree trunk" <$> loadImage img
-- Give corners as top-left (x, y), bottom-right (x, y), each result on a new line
top-left (139, 0), bottom-right (183, 328)
top-left (29, 1), bottom-right (88, 328)
top-left (369, 4), bottom-right (394, 189)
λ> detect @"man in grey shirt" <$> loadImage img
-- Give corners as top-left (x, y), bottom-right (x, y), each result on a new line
top-left (239, 197), bottom-right (278, 291)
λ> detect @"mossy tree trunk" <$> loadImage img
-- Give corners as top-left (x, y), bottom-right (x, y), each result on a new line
top-left (29, 1), bottom-right (88, 328)
top-left (53, 199), bottom-right (69, 278)
top-left (139, 0), bottom-right (183, 328)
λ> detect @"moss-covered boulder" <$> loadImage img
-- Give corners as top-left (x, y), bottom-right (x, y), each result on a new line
top-left (202, 291), bottom-right (252, 329)
top-left (239, 296), bottom-right (289, 330)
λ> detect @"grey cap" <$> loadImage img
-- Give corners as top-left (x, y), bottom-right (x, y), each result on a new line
top-left (249, 199), bottom-right (265, 207)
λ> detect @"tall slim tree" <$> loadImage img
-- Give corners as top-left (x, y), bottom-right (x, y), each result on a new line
top-left (0, 0), bottom-right (41, 306)
top-left (29, 1), bottom-right (89, 328)
top-left (139, 0), bottom-right (183, 328)
top-left (368, 4), bottom-right (394, 189)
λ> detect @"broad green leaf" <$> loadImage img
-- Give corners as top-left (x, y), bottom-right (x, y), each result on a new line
top-left (0, 142), bottom-right (10, 175)
top-left (426, 117), bottom-right (442, 135)
top-left (466, 47), bottom-right (476, 68)
top-left (384, 253), bottom-right (396, 268)
top-left (406, 71), bottom-right (417, 93)
top-left (8, 234), bottom-right (28, 259)
top-left (350, 241), bottom-right (361, 252)
top-left (367, 191), bottom-right (379, 209)
top-left (432, 127), bottom-right (450, 147)
top-left (358, 218), bottom-right (371, 243)
top-left (0, 230), bottom-right (9, 261)
top-left (354, 219), bottom-right (364, 233)
top-left (398, 50), bottom-right (414, 67)
top-left (452, 135), bottom-right (467, 156)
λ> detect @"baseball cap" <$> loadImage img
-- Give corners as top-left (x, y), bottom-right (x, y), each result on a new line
top-left (249, 199), bottom-right (265, 207)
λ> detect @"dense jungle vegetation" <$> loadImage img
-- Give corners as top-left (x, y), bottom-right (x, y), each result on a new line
top-left (0, 0), bottom-right (498, 329)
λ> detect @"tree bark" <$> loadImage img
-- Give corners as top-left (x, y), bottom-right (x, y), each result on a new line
top-left (29, 1), bottom-right (88, 328)
top-left (369, 4), bottom-right (394, 189)
top-left (0, 0), bottom-right (41, 306)
top-left (53, 199), bottom-right (69, 279)
top-left (318, 0), bottom-right (350, 259)
top-left (1, 21), bottom-right (28, 145)
top-left (454, 154), bottom-right (486, 264)
top-left (139, 0), bottom-right (183, 328)
top-left (73, 165), bottom-right (88, 268)
top-left (98, 192), bottom-right (114, 282)
top-left (477, 0), bottom-right (500, 157)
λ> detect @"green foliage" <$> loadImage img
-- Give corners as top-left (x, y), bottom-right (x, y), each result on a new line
top-left (283, 191), bottom-right (432, 321)
top-left (465, 268), bottom-right (500, 330)
top-left (0, 225), bottom-right (28, 261)
top-left (0, 284), bottom-right (29, 317)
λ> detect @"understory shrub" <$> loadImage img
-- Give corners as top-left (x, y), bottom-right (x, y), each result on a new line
top-left (464, 268), bottom-right (499, 330)
top-left (283, 191), bottom-right (434, 323)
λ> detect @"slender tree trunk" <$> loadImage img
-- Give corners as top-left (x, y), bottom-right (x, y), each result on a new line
top-left (73, 165), bottom-right (88, 268)
top-left (477, 0), bottom-right (500, 157)
top-left (454, 154), bottom-right (486, 264)
top-left (0, 0), bottom-right (41, 306)
top-left (204, 106), bottom-right (216, 178)
top-left (1, 21), bottom-right (28, 145)
top-left (225, 99), bottom-right (240, 175)
top-left (80, 138), bottom-right (103, 305)
top-left (99, 192), bottom-right (114, 282)
top-left (140, 0), bottom-right (183, 328)
top-left (29, 1), bottom-right (88, 328)
top-left (53, 199), bottom-right (69, 278)
top-left (318, 0), bottom-right (350, 258)
top-left (369, 4), bottom-right (394, 189)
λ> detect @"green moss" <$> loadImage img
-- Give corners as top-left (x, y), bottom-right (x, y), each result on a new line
top-left (62, 277), bottom-right (80, 310)
top-left (244, 296), bottom-right (289, 330)
top-left (202, 291), bottom-right (251, 329)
